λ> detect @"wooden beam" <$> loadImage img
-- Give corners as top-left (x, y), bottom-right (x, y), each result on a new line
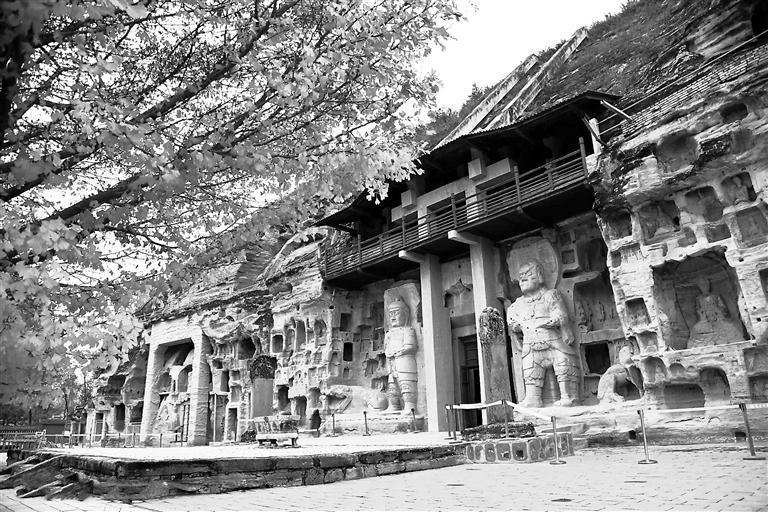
top-left (447, 229), bottom-right (485, 247)
top-left (331, 224), bottom-right (357, 234)
top-left (600, 100), bottom-right (633, 120)
top-left (398, 250), bottom-right (426, 263)
top-left (580, 115), bottom-right (607, 148)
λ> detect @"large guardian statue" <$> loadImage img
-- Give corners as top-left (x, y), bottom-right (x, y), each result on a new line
top-left (384, 296), bottom-right (418, 414)
top-left (506, 260), bottom-right (580, 407)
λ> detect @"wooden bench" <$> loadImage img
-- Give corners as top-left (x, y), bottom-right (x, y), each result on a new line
top-left (254, 432), bottom-right (299, 447)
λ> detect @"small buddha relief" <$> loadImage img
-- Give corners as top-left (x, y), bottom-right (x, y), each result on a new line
top-left (687, 278), bottom-right (744, 349)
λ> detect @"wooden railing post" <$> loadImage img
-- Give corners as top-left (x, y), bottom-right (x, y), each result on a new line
top-left (579, 137), bottom-right (589, 179)
top-left (357, 235), bottom-right (362, 267)
top-left (451, 193), bottom-right (458, 228)
top-left (401, 219), bottom-right (406, 247)
top-left (379, 235), bottom-right (384, 257)
top-left (514, 165), bottom-right (522, 205)
top-left (547, 162), bottom-right (554, 192)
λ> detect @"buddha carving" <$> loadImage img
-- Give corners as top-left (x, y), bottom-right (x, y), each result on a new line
top-left (687, 278), bottom-right (743, 348)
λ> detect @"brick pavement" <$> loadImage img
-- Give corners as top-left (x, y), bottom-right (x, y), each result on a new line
top-left (1, 443), bottom-right (766, 511)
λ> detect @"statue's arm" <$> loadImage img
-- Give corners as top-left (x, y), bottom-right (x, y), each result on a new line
top-left (399, 329), bottom-right (418, 356)
top-left (544, 290), bottom-right (575, 344)
top-left (506, 306), bottom-right (524, 350)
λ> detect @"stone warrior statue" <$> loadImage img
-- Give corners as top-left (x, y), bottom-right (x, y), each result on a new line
top-left (384, 296), bottom-right (418, 414)
top-left (506, 260), bottom-right (580, 407)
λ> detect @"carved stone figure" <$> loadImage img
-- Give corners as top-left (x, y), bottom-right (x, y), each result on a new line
top-left (641, 203), bottom-right (676, 239)
top-left (687, 279), bottom-right (743, 348)
top-left (597, 347), bottom-right (644, 404)
top-left (575, 300), bottom-right (592, 333)
top-left (729, 175), bottom-right (751, 204)
top-left (506, 261), bottom-right (580, 407)
top-left (384, 296), bottom-right (418, 414)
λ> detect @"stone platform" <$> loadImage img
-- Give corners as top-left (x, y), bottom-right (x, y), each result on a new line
top-left (2, 431), bottom-right (578, 500)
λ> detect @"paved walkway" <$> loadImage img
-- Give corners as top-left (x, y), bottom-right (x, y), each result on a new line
top-left (1, 443), bottom-right (766, 511)
top-left (17, 432), bottom-right (453, 461)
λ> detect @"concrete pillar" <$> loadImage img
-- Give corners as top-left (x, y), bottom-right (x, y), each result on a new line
top-left (448, 230), bottom-right (507, 424)
top-left (187, 334), bottom-right (212, 446)
top-left (139, 343), bottom-right (164, 444)
top-left (399, 250), bottom-right (454, 431)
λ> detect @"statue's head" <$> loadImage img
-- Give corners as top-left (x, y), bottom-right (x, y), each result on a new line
top-left (388, 296), bottom-right (410, 327)
top-left (518, 261), bottom-right (546, 294)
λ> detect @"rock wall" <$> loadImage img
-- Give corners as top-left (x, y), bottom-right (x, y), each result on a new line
top-left (265, 229), bottom-right (429, 429)
top-left (594, 32), bottom-right (768, 408)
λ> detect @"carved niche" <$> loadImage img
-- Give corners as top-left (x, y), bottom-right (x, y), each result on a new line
top-left (638, 201), bottom-right (680, 241)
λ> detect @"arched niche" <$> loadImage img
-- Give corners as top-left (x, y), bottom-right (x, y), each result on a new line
top-left (652, 251), bottom-right (747, 350)
top-left (295, 320), bottom-right (307, 350)
top-left (177, 365), bottom-right (192, 392)
top-left (699, 367), bottom-right (731, 406)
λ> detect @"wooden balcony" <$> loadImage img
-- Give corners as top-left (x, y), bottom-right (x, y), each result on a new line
top-left (322, 142), bottom-right (591, 284)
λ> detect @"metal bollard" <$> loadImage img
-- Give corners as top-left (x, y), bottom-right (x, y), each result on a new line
top-left (410, 408), bottom-right (418, 433)
top-left (503, 403), bottom-right (510, 439)
top-left (68, 435), bottom-right (72, 449)
top-left (444, 405), bottom-right (454, 440)
top-left (452, 406), bottom-right (460, 441)
top-left (159, 432), bottom-right (163, 447)
top-left (549, 416), bottom-right (566, 465)
top-left (363, 410), bottom-right (371, 436)
top-left (329, 413), bottom-right (338, 437)
top-left (132, 432), bottom-right (136, 448)
top-left (738, 403), bottom-right (766, 461)
top-left (637, 409), bottom-right (657, 464)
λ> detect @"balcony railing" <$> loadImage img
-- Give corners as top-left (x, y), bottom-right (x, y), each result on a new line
top-left (323, 141), bottom-right (589, 280)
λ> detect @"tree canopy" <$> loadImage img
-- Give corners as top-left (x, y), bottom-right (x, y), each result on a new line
top-left (0, 0), bottom-right (459, 405)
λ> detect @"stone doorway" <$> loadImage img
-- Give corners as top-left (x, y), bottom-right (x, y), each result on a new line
top-left (458, 335), bottom-right (482, 428)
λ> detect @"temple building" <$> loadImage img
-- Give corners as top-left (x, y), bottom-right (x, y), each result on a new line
top-left (85, 0), bottom-right (768, 445)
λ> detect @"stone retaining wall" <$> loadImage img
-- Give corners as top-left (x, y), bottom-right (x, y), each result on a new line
top-left (9, 445), bottom-right (467, 499)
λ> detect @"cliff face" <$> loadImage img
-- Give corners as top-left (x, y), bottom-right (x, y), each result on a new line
top-left (592, 1), bottom-right (768, 407)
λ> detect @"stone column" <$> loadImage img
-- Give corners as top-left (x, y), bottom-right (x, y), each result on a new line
top-left (478, 307), bottom-right (514, 423)
top-left (399, 251), bottom-right (454, 431)
top-left (139, 342), bottom-right (165, 444)
top-left (448, 230), bottom-right (503, 423)
top-left (186, 333), bottom-right (212, 446)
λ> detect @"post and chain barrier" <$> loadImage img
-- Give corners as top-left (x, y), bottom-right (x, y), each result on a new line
top-left (443, 399), bottom-right (767, 465)
top-left (636, 409), bottom-right (657, 465)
